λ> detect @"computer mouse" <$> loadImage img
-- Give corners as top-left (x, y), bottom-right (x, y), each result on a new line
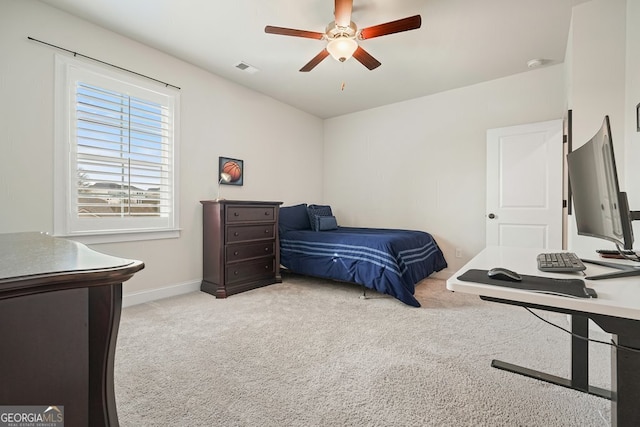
top-left (487, 267), bottom-right (522, 282)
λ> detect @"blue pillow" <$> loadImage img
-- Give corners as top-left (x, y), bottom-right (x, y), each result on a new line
top-left (279, 204), bottom-right (311, 233)
top-left (316, 215), bottom-right (338, 231)
top-left (307, 204), bottom-right (333, 231)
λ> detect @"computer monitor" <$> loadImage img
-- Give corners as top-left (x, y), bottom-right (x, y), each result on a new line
top-left (567, 115), bottom-right (640, 279)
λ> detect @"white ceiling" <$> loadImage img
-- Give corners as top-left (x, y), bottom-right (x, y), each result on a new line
top-left (39, 0), bottom-right (587, 119)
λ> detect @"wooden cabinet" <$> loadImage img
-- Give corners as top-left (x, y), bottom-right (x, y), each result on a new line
top-left (0, 232), bottom-right (144, 426)
top-left (201, 200), bottom-right (282, 298)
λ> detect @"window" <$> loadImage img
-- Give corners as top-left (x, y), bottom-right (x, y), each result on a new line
top-left (55, 55), bottom-right (180, 242)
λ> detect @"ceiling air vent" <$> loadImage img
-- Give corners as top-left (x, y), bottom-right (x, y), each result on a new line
top-left (234, 61), bottom-right (259, 74)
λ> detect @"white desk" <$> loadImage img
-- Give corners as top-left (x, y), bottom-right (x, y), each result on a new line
top-left (446, 246), bottom-right (640, 427)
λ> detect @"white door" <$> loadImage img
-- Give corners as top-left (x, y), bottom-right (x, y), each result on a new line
top-left (486, 120), bottom-right (563, 249)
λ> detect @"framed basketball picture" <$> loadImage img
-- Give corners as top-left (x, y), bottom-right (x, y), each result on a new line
top-left (218, 156), bottom-right (244, 186)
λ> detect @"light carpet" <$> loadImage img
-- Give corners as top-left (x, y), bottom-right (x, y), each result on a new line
top-left (114, 273), bottom-right (611, 426)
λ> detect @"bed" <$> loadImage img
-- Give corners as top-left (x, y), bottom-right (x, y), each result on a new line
top-left (278, 204), bottom-right (448, 307)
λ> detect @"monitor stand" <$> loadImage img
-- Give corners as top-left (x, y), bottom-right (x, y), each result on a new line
top-left (581, 258), bottom-right (640, 280)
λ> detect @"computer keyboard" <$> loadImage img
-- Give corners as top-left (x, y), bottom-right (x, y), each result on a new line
top-left (537, 252), bottom-right (586, 273)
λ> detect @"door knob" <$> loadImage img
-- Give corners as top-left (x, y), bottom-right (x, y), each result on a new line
top-left (488, 213), bottom-right (496, 219)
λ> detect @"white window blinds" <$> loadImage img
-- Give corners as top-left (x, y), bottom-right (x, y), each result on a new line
top-left (75, 82), bottom-right (171, 218)
top-left (55, 55), bottom-right (180, 240)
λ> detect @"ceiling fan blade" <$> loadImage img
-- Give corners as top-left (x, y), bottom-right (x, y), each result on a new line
top-left (359, 15), bottom-right (422, 40)
top-left (265, 25), bottom-right (324, 40)
top-left (334, 0), bottom-right (353, 27)
top-left (352, 46), bottom-right (381, 70)
top-left (300, 49), bottom-right (330, 72)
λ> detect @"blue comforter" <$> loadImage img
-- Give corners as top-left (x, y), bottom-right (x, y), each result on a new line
top-left (280, 227), bottom-right (447, 307)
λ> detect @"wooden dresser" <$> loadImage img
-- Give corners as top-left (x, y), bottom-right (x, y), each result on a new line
top-left (201, 200), bottom-right (282, 298)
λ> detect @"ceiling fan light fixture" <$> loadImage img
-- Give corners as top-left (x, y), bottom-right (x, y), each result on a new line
top-left (327, 36), bottom-right (358, 62)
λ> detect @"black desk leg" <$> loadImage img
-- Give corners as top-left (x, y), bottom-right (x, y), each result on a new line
top-left (571, 314), bottom-right (590, 392)
top-left (491, 314), bottom-right (610, 400)
top-left (611, 333), bottom-right (640, 426)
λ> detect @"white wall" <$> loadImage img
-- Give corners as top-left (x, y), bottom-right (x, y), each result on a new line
top-left (324, 66), bottom-right (566, 275)
top-left (569, 0), bottom-right (627, 152)
top-left (566, 0), bottom-right (634, 254)
top-left (625, 0), bottom-right (640, 235)
top-left (0, 0), bottom-right (324, 303)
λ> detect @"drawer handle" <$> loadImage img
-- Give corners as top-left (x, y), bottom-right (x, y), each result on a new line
top-left (265, 265), bottom-right (269, 269)
top-left (234, 232), bottom-right (239, 236)
top-left (264, 247), bottom-right (269, 252)
top-left (264, 229), bottom-right (269, 233)
top-left (234, 251), bottom-right (239, 256)
top-left (234, 212), bottom-right (240, 216)
top-left (234, 271), bottom-right (239, 275)
top-left (264, 211), bottom-right (270, 216)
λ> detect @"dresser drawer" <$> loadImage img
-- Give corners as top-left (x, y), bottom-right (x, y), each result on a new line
top-left (226, 206), bottom-right (276, 223)
top-left (226, 241), bottom-right (275, 263)
top-left (226, 258), bottom-right (275, 285)
top-left (226, 224), bottom-right (275, 243)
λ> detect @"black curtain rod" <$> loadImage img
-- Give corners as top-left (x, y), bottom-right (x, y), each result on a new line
top-left (27, 36), bottom-right (181, 90)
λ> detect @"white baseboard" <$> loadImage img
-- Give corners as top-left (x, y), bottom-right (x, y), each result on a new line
top-left (123, 280), bottom-right (201, 308)
top-left (123, 269), bottom-right (453, 307)
top-left (431, 268), bottom-right (454, 280)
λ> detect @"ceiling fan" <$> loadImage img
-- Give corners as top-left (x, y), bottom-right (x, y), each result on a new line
top-left (264, 0), bottom-right (422, 72)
